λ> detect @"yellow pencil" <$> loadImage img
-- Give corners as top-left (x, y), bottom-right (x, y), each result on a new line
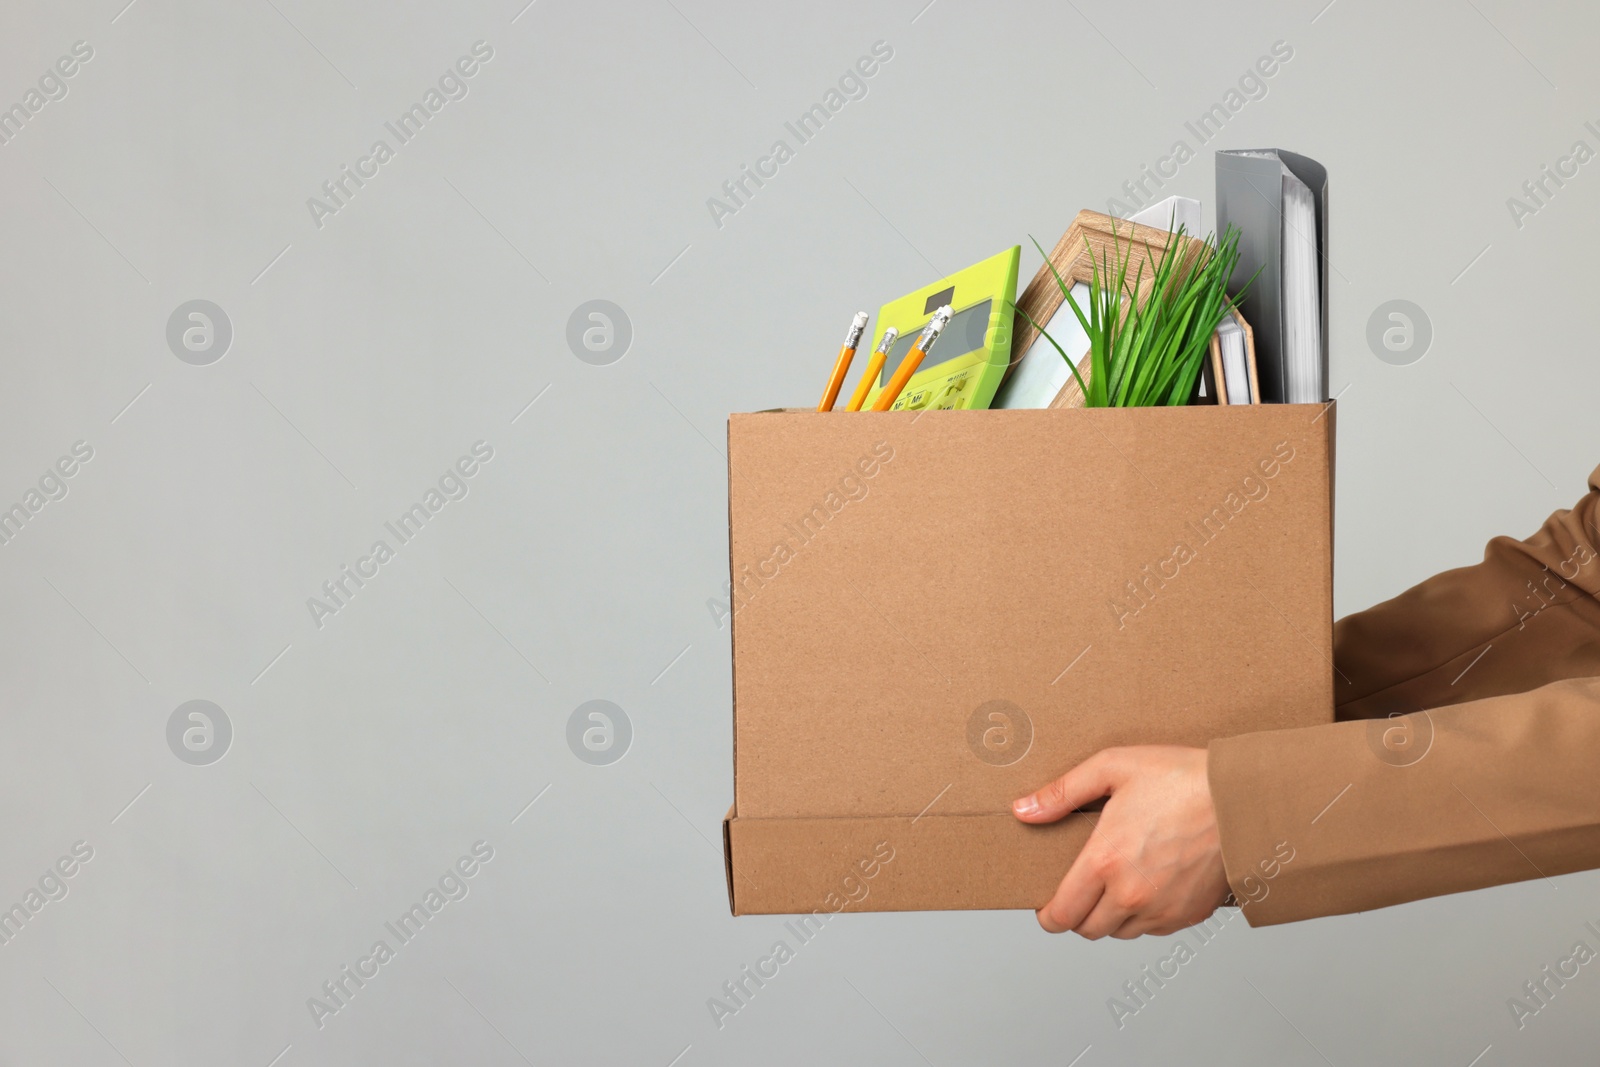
top-left (818, 312), bottom-right (870, 412)
top-left (844, 327), bottom-right (898, 412)
top-left (870, 306), bottom-right (951, 411)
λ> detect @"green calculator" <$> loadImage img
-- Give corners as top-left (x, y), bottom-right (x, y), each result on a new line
top-left (862, 245), bottom-right (1020, 411)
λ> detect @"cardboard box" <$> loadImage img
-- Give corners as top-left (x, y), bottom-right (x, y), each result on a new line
top-left (723, 404), bottom-right (1335, 914)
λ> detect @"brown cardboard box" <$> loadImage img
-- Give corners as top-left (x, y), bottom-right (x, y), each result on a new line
top-left (722, 403), bottom-right (1335, 914)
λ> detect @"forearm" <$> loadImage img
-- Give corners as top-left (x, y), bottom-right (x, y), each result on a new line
top-left (1209, 464), bottom-right (1600, 925)
top-left (1209, 676), bottom-right (1600, 925)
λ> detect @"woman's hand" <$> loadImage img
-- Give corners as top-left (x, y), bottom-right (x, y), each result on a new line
top-left (1012, 746), bottom-right (1231, 938)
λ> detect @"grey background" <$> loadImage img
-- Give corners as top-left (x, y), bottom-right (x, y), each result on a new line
top-left (0, 0), bottom-right (1595, 1063)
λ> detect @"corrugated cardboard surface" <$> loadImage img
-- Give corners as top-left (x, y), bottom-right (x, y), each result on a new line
top-left (725, 405), bottom-right (1334, 914)
top-left (727, 812), bottom-right (1097, 913)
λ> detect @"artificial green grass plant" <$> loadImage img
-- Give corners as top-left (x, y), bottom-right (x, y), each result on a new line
top-left (1018, 221), bottom-right (1250, 407)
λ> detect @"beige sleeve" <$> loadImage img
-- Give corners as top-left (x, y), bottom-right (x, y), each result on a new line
top-left (1208, 463), bottom-right (1600, 926)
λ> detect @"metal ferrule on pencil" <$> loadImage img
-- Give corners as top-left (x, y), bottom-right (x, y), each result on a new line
top-left (843, 311), bottom-right (869, 348)
top-left (916, 305), bottom-right (953, 349)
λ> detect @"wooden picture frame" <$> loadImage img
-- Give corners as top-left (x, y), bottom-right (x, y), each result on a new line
top-left (1205, 306), bottom-right (1260, 405)
top-left (1007, 210), bottom-right (1252, 408)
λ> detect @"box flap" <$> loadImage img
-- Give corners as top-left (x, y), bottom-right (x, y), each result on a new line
top-left (722, 804), bottom-right (736, 915)
top-left (726, 810), bottom-right (1096, 914)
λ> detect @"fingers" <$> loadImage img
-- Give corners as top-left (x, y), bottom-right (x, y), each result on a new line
top-left (1013, 749), bottom-right (1126, 824)
top-left (1036, 840), bottom-right (1105, 933)
top-left (1038, 880), bottom-right (1101, 934)
top-left (1073, 893), bottom-right (1132, 940)
top-left (1111, 914), bottom-right (1172, 940)
top-left (1111, 915), bottom-right (1149, 939)
top-left (1038, 837), bottom-right (1164, 939)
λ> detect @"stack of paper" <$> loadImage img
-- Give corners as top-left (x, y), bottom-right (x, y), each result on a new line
top-left (1215, 315), bottom-right (1251, 404)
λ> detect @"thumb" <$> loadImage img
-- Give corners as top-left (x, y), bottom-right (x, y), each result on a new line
top-left (1012, 749), bottom-right (1126, 823)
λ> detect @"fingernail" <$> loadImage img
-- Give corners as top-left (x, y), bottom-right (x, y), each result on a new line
top-left (1014, 796), bottom-right (1040, 817)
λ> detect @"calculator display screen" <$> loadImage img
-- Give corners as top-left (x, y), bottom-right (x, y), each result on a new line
top-left (880, 299), bottom-right (992, 386)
